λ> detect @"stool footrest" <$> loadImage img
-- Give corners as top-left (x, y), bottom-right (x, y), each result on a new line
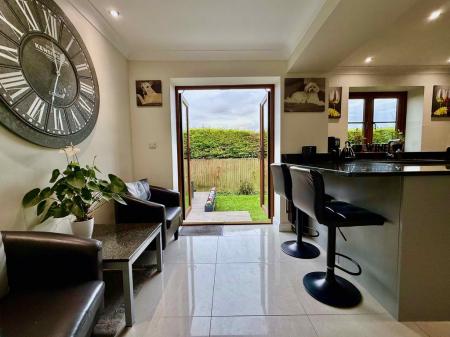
top-left (335, 252), bottom-right (362, 276)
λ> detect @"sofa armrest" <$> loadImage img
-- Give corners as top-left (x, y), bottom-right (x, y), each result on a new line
top-left (1, 231), bottom-right (102, 291)
top-left (115, 195), bottom-right (166, 224)
top-left (150, 186), bottom-right (180, 207)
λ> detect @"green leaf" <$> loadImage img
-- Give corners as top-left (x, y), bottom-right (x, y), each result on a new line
top-left (112, 193), bottom-right (126, 205)
top-left (87, 181), bottom-right (100, 191)
top-left (49, 169), bottom-right (60, 183)
top-left (108, 174), bottom-right (126, 193)
top-left (52, 206), bottom-right (70, 218)
top-left (71, 202), bottom-right (84, 219)
top-left (81, 187), bottom-right (92, 203)
top-left (39, 187), bottom-right (52, 199)
top-left (67, 171), bottom-right (86, 189)
top-left (37, 200), bottom-right (47, 216)
top-left (22, 188), bottom-right (41, 207)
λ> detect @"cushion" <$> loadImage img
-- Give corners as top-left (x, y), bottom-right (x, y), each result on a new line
top-left (126, 179), bottom-right (151, 200)
top-left (0, 233), bottom-right (8, 299)
top-left (324, 201), bottom-right (385, 227)
top-left (0, 281), bottom-right (104, 337)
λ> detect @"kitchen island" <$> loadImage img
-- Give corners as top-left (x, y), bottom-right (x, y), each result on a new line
top-left (282, 156), bottom-right (450, 321)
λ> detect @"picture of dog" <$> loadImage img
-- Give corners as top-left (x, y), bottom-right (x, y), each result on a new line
top-left (284, 78), bottom-right (326, 112)
top-left (136, 80), bottom-right (162, 107)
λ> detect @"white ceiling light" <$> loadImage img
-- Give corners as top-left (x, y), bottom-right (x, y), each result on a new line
top-left (364, 56), bottom-right (374, 64)
top-left (428, 9), bottom-right (442, 21)
top-left (447, 58), bottom-right (450, 63)
top-left (109, 10), bottom-right (120, 18)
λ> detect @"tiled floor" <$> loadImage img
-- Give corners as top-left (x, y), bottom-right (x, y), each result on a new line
top-left (119, 225), bottom-right (449, 337)
top-left (185, 192), bottom-right (252, 223)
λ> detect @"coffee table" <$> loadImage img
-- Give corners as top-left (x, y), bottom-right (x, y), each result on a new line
top-left (92, 222), bottom-right (162, 327)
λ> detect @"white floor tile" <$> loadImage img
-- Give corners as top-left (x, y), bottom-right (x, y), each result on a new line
top-left (144, 316), bottom-right (210, 337)
top-left (210, 315), bottom-right (318, 337)
top-left (212, 262), bottom-right (306, 316)
top-left (415, 321), bottom-right (450, 337)
top-left (309, 314), bottom-right (428, 337)
top-left (153, 263), bottom-right (215, 317)
top-left (163, 236), bottom-right (218, 264)
top-left (222, 224), bottom-right (275, 236)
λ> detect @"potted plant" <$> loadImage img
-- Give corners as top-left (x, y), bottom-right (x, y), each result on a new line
top-left (22, 145), bottom-right (127, 238)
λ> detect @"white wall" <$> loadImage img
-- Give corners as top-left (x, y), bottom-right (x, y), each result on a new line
top-left (328, 71), bottom-right (450, 151)
top-left (405, 88), bottom-right (424, 152)
top-left (0, 0), bottom-right (133, 231)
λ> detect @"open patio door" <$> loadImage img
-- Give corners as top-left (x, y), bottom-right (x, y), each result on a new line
top-left (259, 91), bottom-right (269, 216)
top-left (180, 94), bottom-right (192, 218)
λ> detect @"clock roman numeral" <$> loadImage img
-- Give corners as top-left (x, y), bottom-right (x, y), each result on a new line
top-left (0, 70), bottom-right (30, 103)
top-left (75, 63), bottom-right (88, 72)
top-left (70, 108), bottom-right (81, 129)
top-left (78, 96), bottom-right (92, 115)
top-left (0, 44), bottom-right (19, 65)
top-left (53, 108), bottom-right (64, 132)
top-left (26, 96), bottom-right (46, 124)
top-left (80, 81), bottom-right (94, 96)
top-left (65, 36), bottom-right (74, 52)
top-left (14, 0), bottom-right (39, 31)
top-left (0, 9), bottom-right (24, 40)
top-left (42, 8), bottom-right (58, 40)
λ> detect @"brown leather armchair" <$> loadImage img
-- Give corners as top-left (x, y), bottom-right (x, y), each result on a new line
top-left (115, 180), bottom-right (182, 250)
top-left (0, 231), bottom-right (105, 337)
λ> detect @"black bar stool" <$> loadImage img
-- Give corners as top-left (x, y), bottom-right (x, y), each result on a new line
top-left (289, 166), bottom-right (385, 308)
top-left (271, 163), bottom-right (320, 259)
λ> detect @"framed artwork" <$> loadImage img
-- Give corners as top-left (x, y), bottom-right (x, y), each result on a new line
top-left (431, 85), bottom-right (449, 117)
top-left (328, 87), bottom-right (342, 119)
top-left (136, 80), bottom-right (162, 107)
top-left (284, 78), bottom-right (325, 112)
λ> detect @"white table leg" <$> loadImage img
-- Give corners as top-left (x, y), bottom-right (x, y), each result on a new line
top-left (122, 262), bottom-right (135, 327)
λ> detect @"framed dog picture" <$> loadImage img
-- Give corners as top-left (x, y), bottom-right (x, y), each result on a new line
top-left (328, 87), bottom-right (342, 119)
top-left (284, 78), bottom-right (325, 112)
top-left (136, 80), bottom-right (162, 107)
top-left (431, 85), bottom-right (449, 117)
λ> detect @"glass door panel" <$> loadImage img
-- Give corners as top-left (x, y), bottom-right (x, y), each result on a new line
top-left (181, 96), bottom-right (191, 216)
top-left (259, 92), bottom-right (269, 217)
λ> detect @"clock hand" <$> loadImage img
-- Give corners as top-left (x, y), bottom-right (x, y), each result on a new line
top-left (51, 43), bottom-right (59, 75)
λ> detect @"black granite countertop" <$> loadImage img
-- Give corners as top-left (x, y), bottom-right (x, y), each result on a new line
top-left (287, 160), bottom-right (450, 176)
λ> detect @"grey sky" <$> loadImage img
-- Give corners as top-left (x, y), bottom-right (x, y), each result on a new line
top-left (183, 89), bottom-right (267, 131)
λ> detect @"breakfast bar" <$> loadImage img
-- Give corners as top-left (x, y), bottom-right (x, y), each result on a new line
top-left (282, 157), bottom-right (450, 321)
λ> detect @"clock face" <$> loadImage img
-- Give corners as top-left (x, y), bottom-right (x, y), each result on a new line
top-left (0, 0), bottom-right (99, 148)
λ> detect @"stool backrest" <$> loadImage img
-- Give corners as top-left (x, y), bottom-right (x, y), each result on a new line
top-left (289, 166), bottom-right (326, 223)
top-left (270, 163), bottom-right (292, 201)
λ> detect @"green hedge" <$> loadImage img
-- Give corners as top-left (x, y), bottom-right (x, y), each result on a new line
top-left (185, 128), bottom-right (266, 159)
top-left (348, 127), bottom-right (397, 144)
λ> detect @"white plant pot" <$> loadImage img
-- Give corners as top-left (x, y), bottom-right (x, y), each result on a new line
top-left (71, 218), bottom-right (94, 238)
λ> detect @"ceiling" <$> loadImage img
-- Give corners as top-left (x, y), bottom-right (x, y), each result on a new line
top-left (73, 0), bottom-right (326, 61)
top-left (67, 0), bottom-right (450, 71)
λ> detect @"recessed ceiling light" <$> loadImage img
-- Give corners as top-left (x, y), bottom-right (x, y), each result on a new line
top-left (109, 10), bottom-right (120, 18)
top-left (428, 9), bottom-right (442, 21)
top-left (447, 58), bottom-right (450, 63)
top-left (364, 56), bottom-right (374, 64)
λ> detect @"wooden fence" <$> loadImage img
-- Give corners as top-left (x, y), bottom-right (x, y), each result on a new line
top-left (190, 158), bottom-right (260, 193)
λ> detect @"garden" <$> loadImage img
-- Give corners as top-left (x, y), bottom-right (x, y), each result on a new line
top-left (186, 128), bottom-right (268, 221)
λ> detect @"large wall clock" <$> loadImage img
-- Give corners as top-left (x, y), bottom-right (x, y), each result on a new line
top-left (0, 0), bottom-right (99, 148)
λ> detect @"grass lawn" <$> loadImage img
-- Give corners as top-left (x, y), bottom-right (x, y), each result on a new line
top-left (215, 193), bottom-right (268, 222)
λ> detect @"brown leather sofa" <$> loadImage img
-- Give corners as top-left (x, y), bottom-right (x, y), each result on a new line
top-left (0, 231), bottom-right (105, 337)
top-left (115, 180), bottom-right (182, 249)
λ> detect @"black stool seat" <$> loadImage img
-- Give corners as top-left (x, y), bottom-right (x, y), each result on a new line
top-left (324, 201), bottom-right (385, 227)
top-left (289, 166), bottom-right (385, 308)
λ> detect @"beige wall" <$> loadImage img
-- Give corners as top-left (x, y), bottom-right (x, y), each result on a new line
top-left (0, 0), bottom-right (133, 231)
top-left (128, 61), bottom-right (329, 190)
top-left (328, 71), bottom-right (450, 151)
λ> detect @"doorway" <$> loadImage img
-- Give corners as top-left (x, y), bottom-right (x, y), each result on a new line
top-left (176, 85), bottom-right (274, 224)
